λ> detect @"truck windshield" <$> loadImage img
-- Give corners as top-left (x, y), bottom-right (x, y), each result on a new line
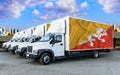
top-left (28, 36), bottom-right (36, 42)
top-left (28, 36), bottom-right (41, 43)
top-left (23, 38), bottom-right (29, 42)
top-left (40, 34), bottom-right (54, 42)
top-left (17, 38), bottom-right (24, 42)
top-left (10, 39), bottom-right (15, 42)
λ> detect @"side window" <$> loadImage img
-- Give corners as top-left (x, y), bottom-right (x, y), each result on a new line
top-left (15, 40), bottom-right (17, 42)
top-left (34, 38), bottom-right (38, 42)
top-left (55, 35), bottom-right (62, 43)
top-left (24, 38), bottom-right (28, 42)
top-left (34, 37), bottom-right (41, 42)
top-left (38, 37), bottom-right (41, 40)
top-left (21, 39), bottom-right (24, 42)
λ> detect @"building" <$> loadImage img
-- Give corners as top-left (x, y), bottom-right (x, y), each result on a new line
top-left (0, 28), bottom-right (19, 36)
top-left (114, 25), bottom-right (120, 32)
top-left (0, 26), bottom-right (6, 35)
top-left (0, 26), bottom-right (19, 47)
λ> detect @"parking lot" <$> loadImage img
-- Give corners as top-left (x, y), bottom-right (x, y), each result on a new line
top-left (0, 49), bottom-right (120, 75)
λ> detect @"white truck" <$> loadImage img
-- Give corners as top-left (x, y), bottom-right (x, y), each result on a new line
top-left (27, 16), bottom-right (113, 65)
top-left (2, 32), bottom-right (20, 50)
top-left (15, 23), bottom-right (50, 58)
top-left (8, 28), bottom-right (33, 53)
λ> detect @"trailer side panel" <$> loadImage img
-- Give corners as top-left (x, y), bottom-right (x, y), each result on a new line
top-left (69, 17), bottom-right (113, 50)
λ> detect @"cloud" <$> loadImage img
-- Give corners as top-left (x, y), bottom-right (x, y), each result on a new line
top-left (33, 9), bottom-right (40, 15)
top-left (80, 2), bottom-right (89, 8)
top-left (0, 0), bottom-right (87, 20)
top-left (40, 14), bottom-right (49, 20)
top-left (0, 0), bottom-right (30, 18)
top-left (55, 0), bottom-right (78, 13)
top-left (44, 2), bottom-right (54, 8)
top-left (39, 0), bottom-right (81, 20)
top-left (0, 0), bottom-right (44, 18)
top-left (98, 0), bottom-right (120, 13)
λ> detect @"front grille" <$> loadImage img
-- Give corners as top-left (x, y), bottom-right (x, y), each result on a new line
top-left (3, 44), bottom-right (6, 48)
top-left (16, 45), bottom-right (18, 49)
top-left (27, 46), bottom-right (32, 52)
top-left (4, 44), bottom-right (6, 48)
top-left (8, 45), bottom-right (11, 49)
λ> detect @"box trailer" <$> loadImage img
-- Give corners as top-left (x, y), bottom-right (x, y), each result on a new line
top-left (27, 16), bottom-right (113, 65)
top-left (15, 23), bottom-right (50, 58)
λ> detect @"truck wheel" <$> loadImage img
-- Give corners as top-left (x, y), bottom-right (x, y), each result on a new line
top-left (23, 50), bottom-right (27, 58)
top-left (19, 54), bottom-right (23, 57)
top-left (93, 51), bottom-right (99, 58)
top-left (40, 53), bottom-right (52, 65)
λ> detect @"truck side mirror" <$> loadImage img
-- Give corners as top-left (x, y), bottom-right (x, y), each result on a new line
top-left (50, 39), bottom-right (55, 44)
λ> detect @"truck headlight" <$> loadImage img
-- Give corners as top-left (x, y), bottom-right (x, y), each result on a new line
top-left (32, 50), bottom-right (38, 55)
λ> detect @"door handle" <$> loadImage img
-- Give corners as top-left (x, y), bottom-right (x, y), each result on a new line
top-left (60, 43), bottom-right (63, 46)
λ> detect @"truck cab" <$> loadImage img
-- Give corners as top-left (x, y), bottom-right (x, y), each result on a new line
top-left (8, 38), bottom-right (25, 53)
top-left (2, 32), bottom-right (20, 50)
top-left (15, 36), bottom-right (41, 58)
top-left (27, 33), bottom-right (65, 65)
top-left (2, 39), bottom-right (17, 50)
top-left (15, 23), bottom-right (50, 58)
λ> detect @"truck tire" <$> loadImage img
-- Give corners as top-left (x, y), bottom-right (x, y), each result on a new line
top-left (19, 54), bottom-right (23, 57)
top-left (39, 53), bottom-right (52, 65)
top-left (23, 50), bottom-right (27, 58)
top-left (93, 51), bottom-right (99, 58)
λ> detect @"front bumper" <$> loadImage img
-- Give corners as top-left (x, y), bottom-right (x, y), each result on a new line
top-left (1, 46), bottom-right (5, 49)
top-left (27, 53), bottom-right (39, 59)
top-left (15, 50), bottom-right (23, 55)
top-left (8, 46), bottom-right (18, 52)
top-left (8, 48), bottom-right (16, 52)
top-left (5, 45), bottom-right (10, 50)
top-left (15, 47), bottom-right (26, 55)
top-left (4, 45), bottom-right (10, 50)
top-left (1, 44), bottom-right (5, 49)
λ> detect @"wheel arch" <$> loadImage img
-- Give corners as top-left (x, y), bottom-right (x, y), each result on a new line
top-left (38, 49), bottom-right (54, 59)
top-left (22, 47), bottom-right (27, 53)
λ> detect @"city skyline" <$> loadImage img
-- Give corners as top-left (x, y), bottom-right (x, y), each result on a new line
top-left (0, 0), bottom-right (120, 30)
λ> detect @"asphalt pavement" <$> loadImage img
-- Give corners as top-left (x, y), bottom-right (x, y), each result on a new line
top-left (0, 49), bottom-right (120, 75)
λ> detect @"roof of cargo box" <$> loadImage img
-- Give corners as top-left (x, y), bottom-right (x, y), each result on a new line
top-left (13, 30), bottom-right (27, 38)
top-left (47, 16), bottom-right (111, 34)
top-left (23, 28), bottom-right (33, 38)
top-left (32, 24), bottom-right (46, 36)
top-left (14, 27), bottom-right (33, 38)
top-left (69, 16), bottom-right (110, 25)
top-left (12, 32), bottom-right (20, 39)
top-left (47, 16), bottom-right (69, 34)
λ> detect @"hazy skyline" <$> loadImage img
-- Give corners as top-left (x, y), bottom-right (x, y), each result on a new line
top-left (0, 0), bottom-right (120, 30)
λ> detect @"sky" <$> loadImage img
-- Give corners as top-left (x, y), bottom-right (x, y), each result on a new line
top-left (0, 0), bottom-right (120, 30)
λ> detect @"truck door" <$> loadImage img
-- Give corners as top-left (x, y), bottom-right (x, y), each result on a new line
top-left (51, 34), bottom-right (65, 57)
